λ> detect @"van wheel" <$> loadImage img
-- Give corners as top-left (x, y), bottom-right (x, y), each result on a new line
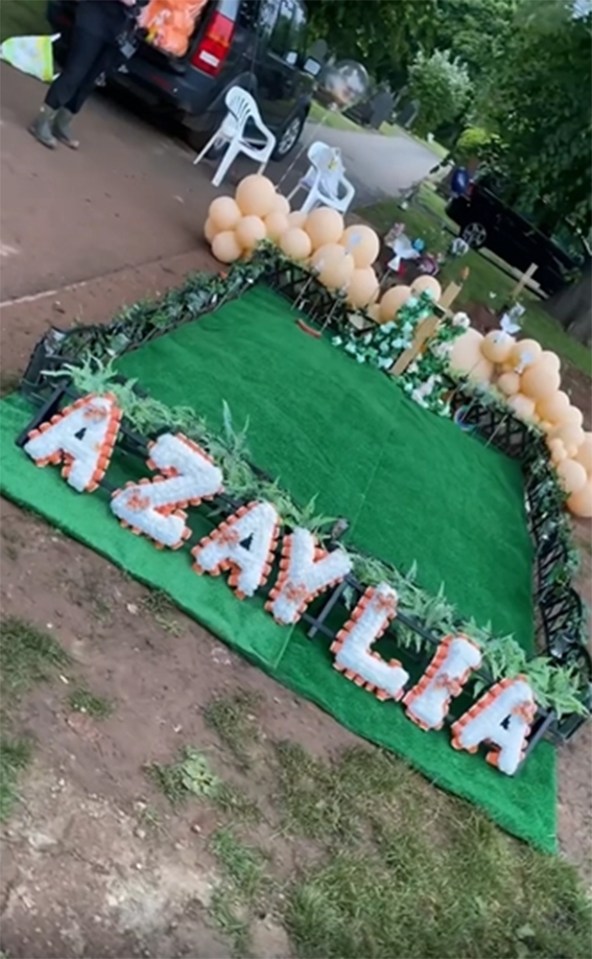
top-left (461, 222), bottom-right (487, 249)
top-left (272, 111), bottom-right (306, 161)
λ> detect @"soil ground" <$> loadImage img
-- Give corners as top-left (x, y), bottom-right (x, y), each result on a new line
top-left (0, 57), bottom-right (590, 959)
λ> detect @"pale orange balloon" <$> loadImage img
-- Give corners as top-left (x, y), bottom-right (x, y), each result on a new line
top-left (574, 433), bottom-right (592, 473)
top-left (305, 207), bottom-right (345, 250)
top-left (567, 479), bottom-right (592, 518)
top-left (557, 458), bottom-right (587, 496)
top-left (211, 230), bottom-right (242, 264)
top-left (367, 303), bottom-right (381, 324)
top-left (204, 216), bottom-right (217, 243)
top-left (539, 350), bottom-right (561, 373)
top-left (311, 243), bottom-right (354, 291)
top-left (509, 338), bottom-right (542, 371)
top-left (264, 212), bottom-right (289, 243)
top-left (235, 215), bottom-right (267, 251)
top-left (482, 330), bottom-right (515, 364)
top-left (279, 227), bottom-right (312, 261)
top-left (551, 423), bottom-right (586, 457)
top-left (346, 267), bottom-right (380, 308)
top-left (287, 210), bottom-right (307, 229)
top-left (410, 274), bottom-right (442, 302)
top-left (496, 371), bottom-right (521, 396)
top-left (235, 174), bottom-right (277, 217)
top-left (449, 329), bottom-right (493, 384)
top-left (208, 195), bottom-right (242, 231)
top-left (378, 285), bottom-right (413, 323)
top-left (536, 390), bottom-right (570, 423)
top-left (547, 438), bottom-right (567, 464)
top-left (560, 406), bottom-right (584, 428)
top-left (507, 393), bottom-right (536, 420)
top-left (341, 224), bottom-right (380, 268)
top-left (271, 193), bottom-right (291, 216)
top-left (520, 362), bottom-right (560, 400)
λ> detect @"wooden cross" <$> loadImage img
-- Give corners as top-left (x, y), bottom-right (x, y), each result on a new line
top-left (511, 262), bottom-right (538, 300)
top-left (389, 313), bottom-right (441, 376)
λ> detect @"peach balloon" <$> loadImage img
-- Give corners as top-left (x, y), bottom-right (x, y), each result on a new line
top-left (264, 212), bottom-right (289, 243)
top-left (367, 303), bottom-right (381, 324)
top-left (271, 193), bottom-right (290, 216)
top-left (204, 216), bottom-right (217, 243)
top-left (346, 267), bottom-right (380, 309)
top-left (551, 423), bottom-right (585, 457)
top-left (507, 393), bottom-right (536, 420)
top-left (574, 433), bottom-right (592, 473)
top-left (279, 227), bottom-right (312, 261)
top-left (547, 438), bottom-right (567, 464)
top-left (305, 208), bottom-right (345, 250)
top-left (208, 195), bottom-right (242, 231)
top-left (556, 459), bottom-right (587, 496)
top-left (520, 363), bottom-right (560, 400)
top-left (496, 371), bottom-right (521, 396)
top-left (410, 274), bottom-right (442, 302)
top-left (561, 406), bottom-right (584, 428)
top-left (287, 210), bottom-right (307, 229)
top-left (341, 225), bottom-right (380, 268)
top-left (539, 350), bottom-right (561, 373)
top-left (311, 244), bottom-right (354, 291)
top-left (378, 285), bottom-right (413, 323)
top-left (235, 215), bottom-right (267, 251)
top-left (211, 230), bottom-right (242, 264)
top-left (567, 480), bottom-right (592, 518)
top-left (449, 329), bottom-right (492, 384)
top-left (235, 174), bottom-right (277, 217)
top-left (481, 330), bottom-right (515, 364)
top-left (536, 390), bottom-right (570, 423)
top-left (509, 338), bottom-right (542, 371)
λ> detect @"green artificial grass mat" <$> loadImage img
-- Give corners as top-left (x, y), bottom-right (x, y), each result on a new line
top-left (117, 284), bottom-right (535, 652)
top-left (0, 284), bottom-right (556, 851)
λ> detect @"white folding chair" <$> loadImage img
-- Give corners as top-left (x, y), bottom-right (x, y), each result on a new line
top-left (193, 86), bottom-right (276, 187)
top-left (287, 141), bottom-right (355, 214)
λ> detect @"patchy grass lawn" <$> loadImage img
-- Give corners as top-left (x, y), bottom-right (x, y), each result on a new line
top-left (359, 189), bottom-right (592, 377)
top-left (145, 689), bottom-right (592, 959)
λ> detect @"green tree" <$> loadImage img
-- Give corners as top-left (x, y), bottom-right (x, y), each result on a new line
top-left (308, 0), bottom-right (438, 86)
top-left (434, 0), bottom-right (518, 81)
top-left (407, 49), bottom-right (472, 136)
top-left (484, 0), bottom-right (591, 232)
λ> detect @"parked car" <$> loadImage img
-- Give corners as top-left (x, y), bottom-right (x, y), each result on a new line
top-left (47, 0), bottom-right (316, 160)
top-left (446, 175), bottom-right (587, 295)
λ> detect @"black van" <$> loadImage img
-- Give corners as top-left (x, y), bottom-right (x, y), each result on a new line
top-left (48, 0), bottom-right (316, 159)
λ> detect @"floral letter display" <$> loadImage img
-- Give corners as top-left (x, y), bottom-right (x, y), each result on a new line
top-left (403, 634), bottom-right (482, 731)
top-left (330, 583), bottom-right (409, 701)
top-left (450, 677), bottom-right (536, 775)
top-left (192, 501), bottom-right (279, 599)
top-left (24, 393), bottom-right (121, 492)
top-left (267, 527), bottom-right (352, 625)
top-left (111, 433), bottom-right (223, 549)
top-left (21, 391), bottom-right (541, 776)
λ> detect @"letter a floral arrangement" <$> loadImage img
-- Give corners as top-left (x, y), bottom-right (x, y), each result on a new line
top-left (16, 251), bottom-right (590, 777)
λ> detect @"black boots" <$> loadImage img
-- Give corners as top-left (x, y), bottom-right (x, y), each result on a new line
top-left (29, 106), bottom-right (80, 150)
top-left (29, 105), bottom-right (57, 149)
top-left (53, 108), bottom-right (80, 149)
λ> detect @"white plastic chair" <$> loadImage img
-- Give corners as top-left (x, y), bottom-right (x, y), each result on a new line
top-left (287, 141), bottom-right (355, 214)
top-left (193, 86), bottom-right (276, 188)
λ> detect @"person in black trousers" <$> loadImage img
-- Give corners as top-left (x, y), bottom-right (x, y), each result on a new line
top-left (30, 0), bottom-right (143, 150)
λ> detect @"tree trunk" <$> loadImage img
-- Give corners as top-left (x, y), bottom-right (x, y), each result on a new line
top-left (543, 259), bottom-right (592, 346)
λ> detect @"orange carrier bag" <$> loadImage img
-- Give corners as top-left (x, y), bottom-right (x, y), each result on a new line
top-left (139, 0), bottom-right (209, 58)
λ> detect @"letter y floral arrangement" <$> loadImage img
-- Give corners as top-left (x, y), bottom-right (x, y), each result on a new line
top-left (18, 355), bottom-right (588, 778)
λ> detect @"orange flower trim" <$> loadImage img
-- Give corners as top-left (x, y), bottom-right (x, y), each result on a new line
top-left (24, 392), bottom-right (121, 492)
top-left (402, 634), bottom-right (482, 732)
top-left (192, 501), bottom-right (280, 599)
top-left (330, 584), bottom-right (408, 702)
top-left (266, 529), bottom-right (352, 626)
top-left (450, 675), bottom-right (536, 775)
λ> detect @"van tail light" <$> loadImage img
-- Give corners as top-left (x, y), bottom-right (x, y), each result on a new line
top-left (191, 12), bottom-right (234, 76)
